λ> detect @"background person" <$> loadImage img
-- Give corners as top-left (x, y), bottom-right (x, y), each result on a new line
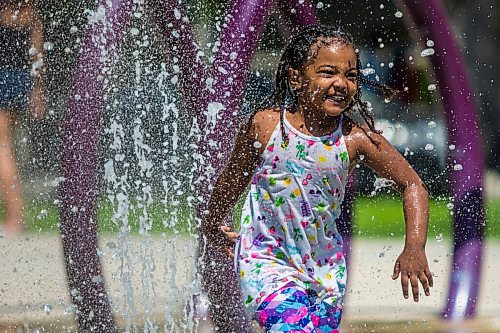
top-left (0, 0), bottom-right (45, 233)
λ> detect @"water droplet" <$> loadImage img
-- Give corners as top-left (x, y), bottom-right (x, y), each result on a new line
top-left (361, 68), bottom-right (375, 76)
top-left (453, 164), bottom-right (463, 171)
top-left (425, 143), bottom-right (434, 151)
top-left (36, 209), bottom-right (48, 220)
top-left (43, 42), bottom-right (54, 52)
top-left (427, 84), bottom-right (437, 91)
top-left (388, 62), bottom-right (394, 68)
top-left (421, 48), bottom-right (435, 57)
top-left (426, 40), bottom-right (435, 47)
top-left (426, 132), bottom-right (434, 139)
top-left (449, 144), bottom-right (456, 150)
top-left (446, 202), bottom-right (454, 210)
top-left (65, 304), bottom-right (77, 314)
top-left (130, 27), bottom-right (140, 36)
top-left (316, 2), bottom-right (324, 9)
top-left (435, 233), bottom-right (443, 242)
top-left (395, 10), bottom-right (403, 18)
top-left (380, 4), bottom-right (385, 9)
top-left (91, 275), bottom-right (103, 283)
top-left (42, 304), bottom-right (52, 315)
top-left (253, 141), bottom-right (262, 149)
top-left (427, 121), bottom-right (437, 128)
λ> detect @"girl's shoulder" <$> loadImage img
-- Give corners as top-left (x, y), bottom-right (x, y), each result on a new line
top-left (342, 117), bottom-right (385, 161)
top-left (342, 116), bottom-right (379, 143)
top-left (240, 108), bottom-right (280, 151)
top-left (251, 107), bottom-right (280, 128)
top-left (246, 107), bottom-right (280, 137)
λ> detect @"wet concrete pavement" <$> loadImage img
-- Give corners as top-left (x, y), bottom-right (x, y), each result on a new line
top-left (1, 233), bottom-right (499, 332)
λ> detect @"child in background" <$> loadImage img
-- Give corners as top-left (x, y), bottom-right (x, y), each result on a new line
top-left (0, 0), bottom-right (45, 233)
top-left (202, 25), bottom-right (433, 332)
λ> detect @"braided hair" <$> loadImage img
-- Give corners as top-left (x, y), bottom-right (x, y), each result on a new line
top-left (262, 25), bottom-right (397, 146)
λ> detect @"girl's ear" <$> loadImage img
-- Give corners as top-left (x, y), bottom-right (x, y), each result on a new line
top-left (287, 68), bottom-right (301, 91)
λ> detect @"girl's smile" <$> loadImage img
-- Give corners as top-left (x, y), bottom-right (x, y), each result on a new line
top-left (292, 42), bottom-right (358, 119)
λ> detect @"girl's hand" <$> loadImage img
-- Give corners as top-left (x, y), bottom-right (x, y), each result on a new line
top-left (203, 224), bottom-right (239, 259)
top-left (392, 246), bottom-right (433, 302)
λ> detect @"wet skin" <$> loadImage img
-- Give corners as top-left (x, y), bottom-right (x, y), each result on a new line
top-left (202, 41), bottom-right (433, 303)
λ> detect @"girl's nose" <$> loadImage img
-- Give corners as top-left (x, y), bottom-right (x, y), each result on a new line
top-left (332, 74), bottom-right (348, 90)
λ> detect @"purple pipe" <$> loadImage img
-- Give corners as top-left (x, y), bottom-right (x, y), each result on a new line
top-left (59, 0), bottom-right (133, 330)
top-left (401, 0), bottom-right (485, 319)
top-left (194, 0), bottom-right (275, 331)
top-left (202, 0), bottom-right (274, 167)
top-left (149, 0), bottom-right (207, 119)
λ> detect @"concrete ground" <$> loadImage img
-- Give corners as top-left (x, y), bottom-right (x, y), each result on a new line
top-left (1, 232), bottom-right (499, 332)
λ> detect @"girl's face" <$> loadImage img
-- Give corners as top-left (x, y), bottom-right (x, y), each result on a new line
top-left (291, 42), bottom-right (358, 118)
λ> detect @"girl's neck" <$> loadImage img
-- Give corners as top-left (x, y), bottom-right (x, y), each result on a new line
top-left (290, 105), bottom-right (341, 137)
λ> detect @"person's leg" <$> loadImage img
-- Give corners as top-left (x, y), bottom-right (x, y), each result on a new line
top-left (255, 282), bottom-right (343, 333)
top-left (0, 111), bottom-right (24, 232)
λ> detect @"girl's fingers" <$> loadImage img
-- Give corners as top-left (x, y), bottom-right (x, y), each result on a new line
top-left (425, 268), bottom-right (434, 288)
top-left (225, 247), bottom-right (235, 259)
top-left (220, 226), bottom-right (239, 242)
top-left (410, 274), bottom-right (419, 302)
top-left (401, 271), bottom-right (409, 299)
top-left (418, 271), bottom-right (431, 296)
top-left (392, 261), bottom-right (400, 280)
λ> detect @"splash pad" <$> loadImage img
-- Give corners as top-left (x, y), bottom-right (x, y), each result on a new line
top-left (55, 0), bottom-right (484, 331)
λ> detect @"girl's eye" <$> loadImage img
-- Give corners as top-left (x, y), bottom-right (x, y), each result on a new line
top-left (347, 72), bottom-right (358, 81)
top-left (320, 70), bottom-right (337, 77)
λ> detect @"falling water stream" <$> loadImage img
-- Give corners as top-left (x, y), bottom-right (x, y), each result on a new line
top-left (99, 2), bottom-right (204, 331)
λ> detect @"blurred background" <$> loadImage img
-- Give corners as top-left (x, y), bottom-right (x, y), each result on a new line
top-left (9, 0), bottom-right (499, 200)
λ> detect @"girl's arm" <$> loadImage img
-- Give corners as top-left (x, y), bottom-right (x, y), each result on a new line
top-left (345, 124), bottom-right (433, 302)
top-left (201, 109), bottom-right (278, 256)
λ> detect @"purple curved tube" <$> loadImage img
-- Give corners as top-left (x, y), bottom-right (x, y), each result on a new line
top-left (149, 0), bottom-right (207, 119)
top-left (401, 0), bottom-right (485, 319)
top-left (59, 0), bottom-right (133, 331)
top-left (202, 0), bottom-right (274, 166)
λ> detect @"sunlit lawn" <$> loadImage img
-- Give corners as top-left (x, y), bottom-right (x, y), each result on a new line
top-left (12, 195), bottom-right (500, 239)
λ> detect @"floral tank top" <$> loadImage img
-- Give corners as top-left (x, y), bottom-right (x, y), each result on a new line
top-left (235, 111), bottom-right (350, 315)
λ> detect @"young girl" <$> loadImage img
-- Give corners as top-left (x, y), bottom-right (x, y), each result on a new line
top-left (202, 25), bottom-right (433, 332)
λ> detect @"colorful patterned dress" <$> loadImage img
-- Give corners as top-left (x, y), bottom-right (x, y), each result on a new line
top-left (235, 111), bottom-right (349, 330)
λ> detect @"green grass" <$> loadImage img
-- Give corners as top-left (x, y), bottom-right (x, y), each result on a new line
top-left (7, 195), bottom-right (500, 238)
